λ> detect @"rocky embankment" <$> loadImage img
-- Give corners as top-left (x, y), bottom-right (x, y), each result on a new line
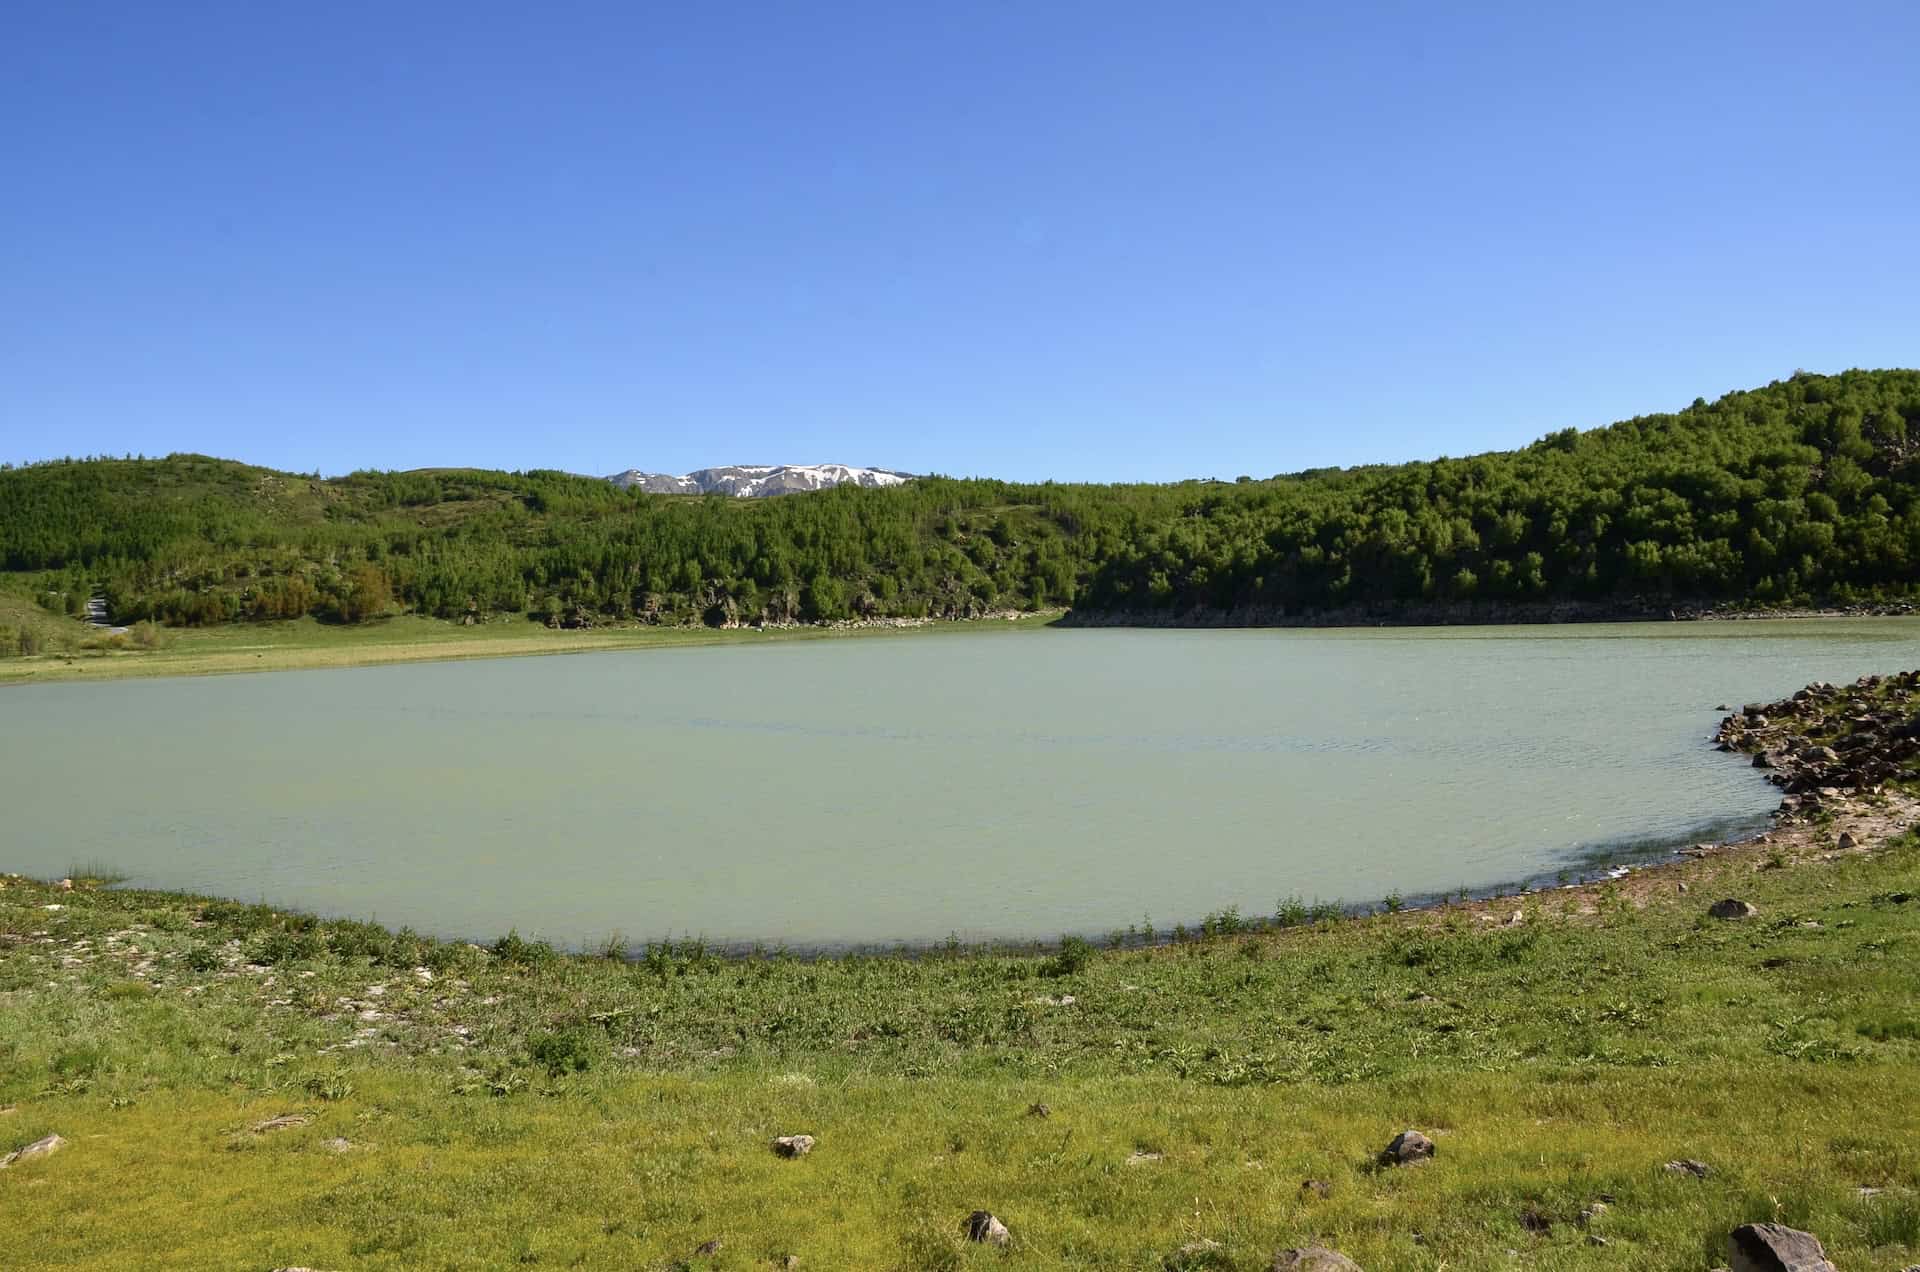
top-left (1714, 670), bottom-right (1920, 823)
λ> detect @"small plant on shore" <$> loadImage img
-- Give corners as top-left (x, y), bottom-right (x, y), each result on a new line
top-left (249, 929), bottom-right (323, 965)
top-left (1202, 906), bottom-right (1244, 937)
top-left (492, 930), bottom-right (558, 967)
top-left (303, 1068), bottom-right (356, 1101)
top-left (1383, 891), bottom-right (1404, 914)
top-left (184, 943), bottom-right (222, 972)
top-left (528, 1028), bottom-right (598, 1076)
top-left (1042, 935), bottom-right (1096, 977)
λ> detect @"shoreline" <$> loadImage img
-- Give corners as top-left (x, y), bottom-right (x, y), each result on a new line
top-left (4, 670), bottom-right (1916, 1266)
top-left (15, 670), bottom-right (1917, 958)
top-left (4, 601), bottom-right (1914, 690)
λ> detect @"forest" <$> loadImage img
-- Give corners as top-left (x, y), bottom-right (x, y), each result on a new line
top-left (1, 369), bottom-right (1916, 650)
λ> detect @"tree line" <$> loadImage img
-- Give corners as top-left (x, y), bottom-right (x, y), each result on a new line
top-left (2, 368), bottom-right (1915, 637)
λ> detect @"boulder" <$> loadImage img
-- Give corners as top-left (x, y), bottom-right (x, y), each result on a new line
top-left (1709, 899), bottom-right (1758, 920)
top-left (1665, 1158), bottom-right (1713, 1178)
top-left (772, 1134), bottom-right (815, 1159)
top-left (0, 1133), bottom-right (65, 1168)
top-left (1271, 1248), bottom-right (1362, 1271)
top-left (964, 1211), bottom-right (1010, 1246)
top-left (1837, 831), bottom-right (1859, 850)
top-left (1378, 1129), bottom-right (1434, 1165)
top-left (1727, 1223), bottom-right (1836, 1271)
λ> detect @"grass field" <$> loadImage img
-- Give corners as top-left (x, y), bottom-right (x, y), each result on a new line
top-left (0, 611), bottom-right (1061, 687)
top-left (5, 817), bottom-right (1919, 1269)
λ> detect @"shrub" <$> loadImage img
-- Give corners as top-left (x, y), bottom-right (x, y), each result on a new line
top-left (528, 1028), bottom-right (598, 1076)
top-left (492, 930), bottom-right (558, 967)
top-left (1042, 935), bottom-right (1095, 977)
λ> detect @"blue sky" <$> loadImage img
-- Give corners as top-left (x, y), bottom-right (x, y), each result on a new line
top-left (5, 2), bottom-right (1917, 482)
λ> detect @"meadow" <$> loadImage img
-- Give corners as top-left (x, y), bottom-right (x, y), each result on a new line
top-left (4, 814), bottom-right (1918, 1269)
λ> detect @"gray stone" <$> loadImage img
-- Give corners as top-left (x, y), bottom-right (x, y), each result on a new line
top-left (964, 1211), bottom-right (1010, 1246)
top-left (1271, 1248), bottom-right (1362, 1271)
top-left (250, 1114), bottom-right (312, 1135)
top-left (0, 1133), bottom-right (66, 1168)
top-left (1666, 1158), bottom-right (1713, 1177)
top-left (1378, 1129), bottom-right (1434, 1165)
top-left (772, 1134), bottom-right (815, 1158)
top-left (1709, 899), bottom-right (1758, 920)
top-left (1728, 1222), bottom-right (1836, 1271)
top-left (1300, 1178), bottom-right (1332, 1199)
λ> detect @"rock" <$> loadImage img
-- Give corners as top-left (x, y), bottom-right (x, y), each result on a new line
top-left (1519, 1205), bottom-right (1551, 1233)
top-left (964, 1211), bottom-right (1010, 1246)
top-left (1666, 1158), bottom-right (1713, 1178)
top-left (1709, 899), bottom-right (1758, 920)
top-left (1169, 1238), bottom-right (1222, 1266)
top-left (249, 1114), bottom-right (312, 1135)
top-left (779, 1258), bottom-right (801, 1270)
top-left (694, 1237), bottom-right (723, 1256)
top-left (772, 1134), bottom-right (815, 1158)
top-left (1379, 1129), bottom-right (1434, 1165)
top-left (1728, 1222), bottom-right (1836, 1271)
top-left (1580, 1202), bottom-right (1610, 1225)
top-left (0, 1133), bottom-right (66, 1168)
top-left (1752, 752), bottom-right (1776, 768)
top-left (1804, 746), bottom-right (1839, 764)
top-left (1271, 1248), bottom-right (1362, 1271)
top-left (1026, 1102), bottom-right (1051, 1118)
top-left (56, 878), bottom-right (73, 891)
top-left (1126, 1150), bottom-right (1164, 1166)
top-left (1587, 1235), bottom-right (1610, 1247)
top-left (321, 1137), bottom-right (353, 1153)
top-left (1837, 831), bottom-right (1859, 850)
top-left (1300, 1178), bottom-right (1332, 1199)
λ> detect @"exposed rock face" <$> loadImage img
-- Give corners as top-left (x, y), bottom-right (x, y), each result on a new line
top-left (964, 1211), bottom-right (1010, 1246)
top-left (1728, 1222), bottom-right (1837, 1271)
top-left (772, 1134), bottom-right (815, 1158)
top-left (1272, 1248), bottom-right (1362, 1270)
top-left (1709, 899), bottom-right (1759, 919)
top-left (0, 1133), bottom-right (65, 1168)
top-left (1378, 1129), bottom-right (1434, 1165)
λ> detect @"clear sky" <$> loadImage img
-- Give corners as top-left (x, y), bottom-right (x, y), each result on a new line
top-left (5, 2), bottom-right (1917, 483)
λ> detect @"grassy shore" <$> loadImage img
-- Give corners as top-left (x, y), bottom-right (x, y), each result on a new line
top-left (5, 810), bottom-right (1919, 1267)
top-left (0, 610), bottom-right (1062, 687)
top-left (5, 674), bottom-right (1919, 1268)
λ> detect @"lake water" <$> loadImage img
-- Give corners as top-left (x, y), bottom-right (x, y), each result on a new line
top-left (3, 619), bottom-right (1916, 948)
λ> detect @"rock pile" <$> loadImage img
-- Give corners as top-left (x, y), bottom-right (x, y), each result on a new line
top-left (1714, 671), bottom-right (1920, 813)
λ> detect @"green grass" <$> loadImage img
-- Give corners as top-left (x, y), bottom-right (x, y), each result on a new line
top-left (5, 829), bottom-right (1920, 1268)
top-left (0, 610), bottom-right (1063, 687)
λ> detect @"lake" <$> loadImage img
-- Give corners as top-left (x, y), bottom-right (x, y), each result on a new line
top-left (3, 619), bottom-right (1916, 948)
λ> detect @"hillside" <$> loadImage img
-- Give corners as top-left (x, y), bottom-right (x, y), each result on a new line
top-left (2, 368), bottom-right (1916, 636)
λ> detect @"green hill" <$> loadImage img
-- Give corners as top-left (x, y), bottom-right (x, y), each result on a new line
top-left (3, 368), bottom-right (1916, 636)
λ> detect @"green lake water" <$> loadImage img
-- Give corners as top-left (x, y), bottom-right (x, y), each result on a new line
top-left (3, 619), bottom-right (1916, 947)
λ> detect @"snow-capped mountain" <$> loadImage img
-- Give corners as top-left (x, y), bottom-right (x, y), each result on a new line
top-left (604, 464), bottom-right (914, 497)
